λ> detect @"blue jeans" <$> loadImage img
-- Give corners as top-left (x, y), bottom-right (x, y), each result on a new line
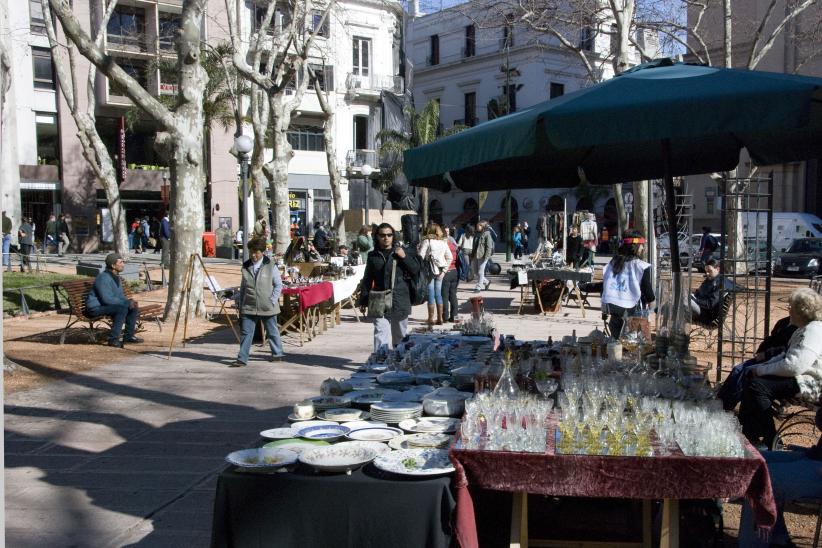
top-left (427, 276), bottom-right (443, 305)
top-left (2, 234), bottom-right (10, 267)
top-left (89, 303), bottom-right (138, 343)
top-left (475, 258), bottom-right (490, 290)
top-left (238, 314), bottom-right (284, 363)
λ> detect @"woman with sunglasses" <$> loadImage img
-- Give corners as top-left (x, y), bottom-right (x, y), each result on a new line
top-left (358, 223), bottom-right (421, 351)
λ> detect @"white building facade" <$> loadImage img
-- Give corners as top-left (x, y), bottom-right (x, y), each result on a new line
top-left (408, 4), bottom-right (655, 242)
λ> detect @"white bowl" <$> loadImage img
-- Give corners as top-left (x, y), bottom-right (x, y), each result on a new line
top-left (298, 445), bottom-right (378, 473)
top-left (226, 447), bottom-right (298, 469)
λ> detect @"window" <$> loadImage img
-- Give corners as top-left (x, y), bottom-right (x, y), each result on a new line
top-left (311, 10), bottom-right (328, 37)
top-left (109, 58), bottom-right (148, 96)
top-left (158, 13), bottom-right (181, 52)
top-left (353, 115), bottom-right (368, 150)
top-left (464, 92), bottom-right (476, 126)
top-left (549, 82), bottom-right (564, 99)
top-left (309, 64), bottom-right (334, 92)
top-left (32, 47), bottom-right (55, 90)
top-left (464, 25), bottom-right (475, 57)
top-left (253, 4), bottom-right (289, 34)
top-left (35, 112), bottom-right (59, 165)
top-left (286, 125), bottom-right (325, 151)
top-left (706, 199), bottom-right (714, 214)
top-left (429, 35), bottom-right (439, 65)
top-left (29, 0), bottom-right (46, 34)
top-left (107, 6), bottom-right (146, 50)
top-left (313, 189), bottom-right (331, 226)
top-left (353, 37), bottom-right (370, 76)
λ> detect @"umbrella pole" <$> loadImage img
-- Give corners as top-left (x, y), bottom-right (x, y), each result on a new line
top-left (662, 139), bottom-right (682, 333)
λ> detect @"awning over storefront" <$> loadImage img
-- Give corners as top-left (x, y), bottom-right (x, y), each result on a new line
top-left (20, 180), bottom-right (60, 191)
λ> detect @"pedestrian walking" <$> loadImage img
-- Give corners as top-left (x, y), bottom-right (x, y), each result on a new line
top-left (2, 211), bottom-right (12, 268)
top-left (522, 220), bottom-right (530, 253)
top-left (160, 213), bottom-right (171, 265)
top-left (441, 231), bottom-right (459, 322)
top-left (513, 225), bottom-right (524, 259)
top-left (57, 213), bottom-right (71, 256)
top-left (457, 224), bottom-right (475, 282)
top-left (359, 223), bottom-right (421, 351)
top-left (419, 223), bottom-right (452, 325)
top-left (18, 217), bottom-right (34, 272)
top-left (44, 214), bottom-right (57, 253)
top-left (232, 237), bottom-right (285, 367)
top-left (473, 221), bottom-right (494, 292)
top-left (354, 225), bottom-right (373, 255)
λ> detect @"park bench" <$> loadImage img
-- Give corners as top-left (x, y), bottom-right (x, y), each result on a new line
top-left (53, 278), bottom-right (163, 344)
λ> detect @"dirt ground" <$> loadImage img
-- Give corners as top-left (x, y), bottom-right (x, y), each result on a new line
top-left (3, 262), bottom-right (243, 395)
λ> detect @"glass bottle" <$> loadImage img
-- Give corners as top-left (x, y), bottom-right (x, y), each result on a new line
top-left (493, 348), bottom-right (521, 399)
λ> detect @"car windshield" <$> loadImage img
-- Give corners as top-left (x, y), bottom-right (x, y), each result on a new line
top-left (787, 239), bottom-right (822, 253)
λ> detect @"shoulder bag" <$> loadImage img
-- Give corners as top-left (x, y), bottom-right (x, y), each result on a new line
top-left (366, 256), bottom-right (396, 318)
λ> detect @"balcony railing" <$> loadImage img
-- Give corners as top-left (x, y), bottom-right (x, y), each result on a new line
top-left (107, 33), bottom-right (148, 52)
top-left (346, 73), bottom-right (404, 94)
top-left (346, 150), bottom-right (379, 171)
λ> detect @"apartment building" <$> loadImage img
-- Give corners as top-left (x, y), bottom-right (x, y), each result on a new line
top-left (9, 0), bottom-right (403, 252)
top-left (407, 3), bottom-right (656, 238)
top-left (685, 1), bottom-right (822, 230)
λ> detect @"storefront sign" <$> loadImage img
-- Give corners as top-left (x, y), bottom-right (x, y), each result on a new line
top-left (289, 191), bottom-right (306, 210)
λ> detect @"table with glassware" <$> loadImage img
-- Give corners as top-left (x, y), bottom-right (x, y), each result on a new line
top-left (278, 281), bottom-right (334, 345)
top-left (510, 267), bottom-right (593, 316)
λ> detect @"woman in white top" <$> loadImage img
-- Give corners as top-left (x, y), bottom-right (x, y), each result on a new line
top-left (739, 287), bottom-right (822, 447)
top-left (457, 225), bottom-right (475, 282)
top-left (600, 230), bottom-right (655, 338)
top-left (419, 223), bottom-right (453, 325)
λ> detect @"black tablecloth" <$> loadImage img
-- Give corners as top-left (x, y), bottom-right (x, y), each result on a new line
top-left (210, 463), bottom-right (455, 548)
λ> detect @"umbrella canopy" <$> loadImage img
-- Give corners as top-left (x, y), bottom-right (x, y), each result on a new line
top-left (403, 59), bottom-right (822, 192)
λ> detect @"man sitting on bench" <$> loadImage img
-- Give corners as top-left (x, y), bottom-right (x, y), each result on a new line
top-left (86, 253), bottom-right (142, 347)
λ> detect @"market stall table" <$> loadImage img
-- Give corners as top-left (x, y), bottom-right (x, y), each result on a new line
top-left (330, 264), bottom-right (367, 324)
top-left (510, 268), bottom-right (593, 316)
top-left (279, 282), bottom-right (333, 345)
top-left (210, 463), bottom-right (455, 548)
top-left (449, 426), bottom-right (776, 548)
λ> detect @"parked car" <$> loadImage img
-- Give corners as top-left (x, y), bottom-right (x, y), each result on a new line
top-left (774, 238), bottom-right (822, 278)
top-left (691, 236), bottom-right (775, 274)
top-left (657, 231), bottom-right (694, 268)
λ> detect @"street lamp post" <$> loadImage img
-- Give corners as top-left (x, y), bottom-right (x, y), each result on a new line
top-left (233, 135), bottom-right (253, 262)
top-left (361, 163), bottom-right (373, 228)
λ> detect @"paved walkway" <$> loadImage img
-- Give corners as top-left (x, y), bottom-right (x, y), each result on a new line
top-left (4, 259), bottom-right (604, 547)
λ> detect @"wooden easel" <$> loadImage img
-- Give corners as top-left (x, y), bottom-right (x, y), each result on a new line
top-left (167, 253), bottom-right (239, 359)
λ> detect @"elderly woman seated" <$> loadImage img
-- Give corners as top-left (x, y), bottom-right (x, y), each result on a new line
top-left (739, 287), bottom-right (822, 448)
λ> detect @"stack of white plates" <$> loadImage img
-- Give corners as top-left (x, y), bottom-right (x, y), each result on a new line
top-left (370, 402), bottom-right (423, 423)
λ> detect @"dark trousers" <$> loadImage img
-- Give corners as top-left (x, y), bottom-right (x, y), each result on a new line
top-left (90, 304), bottom-right (138, 343)
top-left (605, 303), bottom-right (641, 339)
top-left (739, 375), bottom-right (799, 447)
top-left (441, 269), bottom-right (459, 321)
top-left (19, 243), bottom-right (33, 271)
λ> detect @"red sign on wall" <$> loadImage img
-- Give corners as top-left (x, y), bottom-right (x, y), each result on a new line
top-left (118, 116), bottom-right (126, 184)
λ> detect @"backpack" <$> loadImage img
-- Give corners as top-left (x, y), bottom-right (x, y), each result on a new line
top-left (406, 253), bottom-right (428, 306)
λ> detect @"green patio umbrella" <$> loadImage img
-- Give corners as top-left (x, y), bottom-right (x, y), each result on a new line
top-left (404, 58), bottom-right (822, 329)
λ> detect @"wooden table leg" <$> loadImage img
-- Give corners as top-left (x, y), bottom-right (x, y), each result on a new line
top-left (642, 500), bottom-right (652, 548)
top-left (533, 281), bottom-right (545, 315)
top-left (660, 498), bottom-right (679, 548)
top-left (509, 491), bottom-right (528, 548)
top-left (518, 285), bottom-right (525, 315)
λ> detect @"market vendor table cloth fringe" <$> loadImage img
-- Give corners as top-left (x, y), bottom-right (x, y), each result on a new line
top-left (449, 425), bottom-right (776, 548)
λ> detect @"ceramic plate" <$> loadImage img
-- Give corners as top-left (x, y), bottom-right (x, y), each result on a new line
top-left (226, 447), bottom-right (298, 469)
top-left (345, 426), bottom-right (404, 442)
top-left (334, 440), bottom-right (391, 456)
top-left (296, 424), bottom-right (351, 441)
top-left (398, 417), bottom-right (460, 434)
top-left (298, 445), bottom-right (378, 473)
top-left (319, 408), bottom-right (370, 422)
top-left (351, 390), bottom-right (402, 405)
top-left (376, 371), bottom-right (415, 385)
top-left (294, 420), bottom-right (338, 429)
top-left (388, 433), bottom-right (453, 451)
top-left (259, 427), bottom-right (296, 440)
top-left (307, 395), bottom-right (352, 410)
top-left (373, 448), bottom-right (454, 477)
top-left (263, 438), bottom-right (329, 454)
top-left (370, 402), bottom-right (423, 413)
top-left (287, 413), bottom-right (316, 422)
top-left (340, 420), bottom-right (388, 431)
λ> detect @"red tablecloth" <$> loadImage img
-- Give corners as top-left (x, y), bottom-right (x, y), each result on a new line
top-left (282, 282), bottom-right (333, 311)
top-left (449, 420), bottom-right (776, 548)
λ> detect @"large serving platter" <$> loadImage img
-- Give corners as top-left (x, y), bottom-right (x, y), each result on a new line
top-left (398, 417), bottom-right (460, 434)
top-left (226, 447), bottom-right (298, 469)
top-left (298, 445), bottom-right (378, 473)
top-left (318, 408), bottom-right (370, 422)
top-left (388, 433), bottom-right (452, 450)
top-left (334, 440), bottom-right (391, 456)
top-left (259, 427), bottom-right (296, 440)
top-left (373, 448), bottom-right (455, 477)
top-left (340, 420), bottom-right (388, 431)
top-left (295, 424), bottom-right (351, 441)
top-left (345, 426), bottom-right (404, 442)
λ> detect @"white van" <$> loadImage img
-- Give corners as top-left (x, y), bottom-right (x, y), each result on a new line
top-left (742, 212), bottom-right (822, 252)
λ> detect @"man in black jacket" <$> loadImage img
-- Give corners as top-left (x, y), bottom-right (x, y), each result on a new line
top-left (689, 259), bottom-right (733, 325)
top-left (359, 223), bottom-right (421, 351)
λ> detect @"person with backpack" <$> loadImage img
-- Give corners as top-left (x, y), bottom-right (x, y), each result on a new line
top-left (698, 226), bottom-right (718, 264)
top-left (474, 221), bottom-right (494, 292)
top-left (419, 223), bottom-right (453, 325)
top-left (358, 223), bottom-right (421, 351)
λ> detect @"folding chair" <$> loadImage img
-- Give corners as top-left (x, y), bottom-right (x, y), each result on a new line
top-left (204, 275), bottom-right (240, 319)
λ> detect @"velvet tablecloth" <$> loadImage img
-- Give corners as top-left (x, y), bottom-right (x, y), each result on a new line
top-left (281, 282), bottom-right (333, 311)
top-left (449, 433), bottom-right (776, 548)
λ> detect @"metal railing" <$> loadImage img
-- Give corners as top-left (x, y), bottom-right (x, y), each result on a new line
top-left (345, 73), bottom-right (404, 94)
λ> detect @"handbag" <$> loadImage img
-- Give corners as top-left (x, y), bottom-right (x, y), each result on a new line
top-left (367, 257), bottom-right (396, 318)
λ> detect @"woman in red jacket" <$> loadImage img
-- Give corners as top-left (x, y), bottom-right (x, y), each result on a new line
top-left (441, 231), bottom-right (460, 322)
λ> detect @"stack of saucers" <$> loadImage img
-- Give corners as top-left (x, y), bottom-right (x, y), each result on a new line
top-left (369, 401), bottom-right (423, 424)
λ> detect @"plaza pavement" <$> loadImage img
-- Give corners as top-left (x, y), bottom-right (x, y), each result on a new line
top-left (4, 254), bottom-right (605, 547)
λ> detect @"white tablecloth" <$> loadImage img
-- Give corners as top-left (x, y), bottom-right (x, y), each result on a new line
top-left (331, 265), bottom-right (366, 304)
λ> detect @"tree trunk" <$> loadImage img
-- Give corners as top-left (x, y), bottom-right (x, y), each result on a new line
top-left (0, 4), bottom-right (22, 247)
top-left (324, 119), bottom-right (345, 238)
top-left (250, 87), bottom-right (270, 221)
top-left (612, 183), bottom-right (628, 237)
top-left (421, 188), bottom-right (429, 226)
top-left (633, 180), bottom-right (649, 258)
top-left (269, 113), bottom-right (293, 253)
